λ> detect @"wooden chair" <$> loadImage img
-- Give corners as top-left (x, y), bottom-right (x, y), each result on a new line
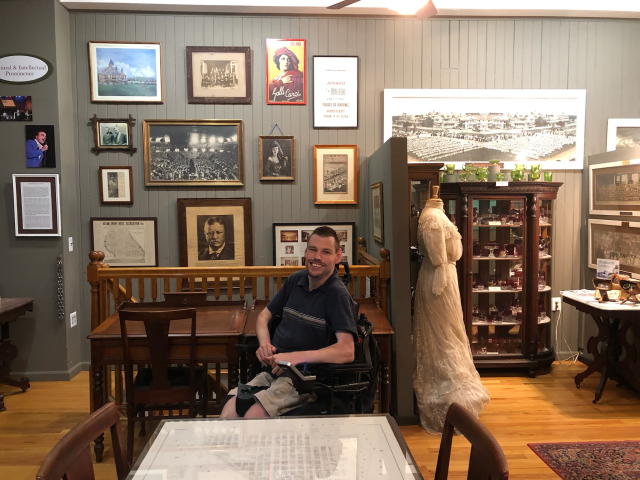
top-left (119, 306), bottom-right (208, 464)
top-left (435, 402), bottom-right (509, 480)
top-left (36, 402), bottom-right (129, 480)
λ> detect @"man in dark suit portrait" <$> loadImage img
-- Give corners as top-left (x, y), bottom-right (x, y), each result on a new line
top-left (198, 216), bottom-right (234, 260)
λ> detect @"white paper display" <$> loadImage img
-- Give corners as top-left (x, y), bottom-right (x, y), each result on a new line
top-left (313, 56), bottom-right (358, 128)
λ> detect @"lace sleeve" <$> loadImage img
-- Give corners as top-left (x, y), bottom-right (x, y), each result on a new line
top-left (419, 217), bottom-right (448, 296)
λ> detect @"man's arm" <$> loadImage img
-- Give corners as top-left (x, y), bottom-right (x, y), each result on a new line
top-left (255, 306), bottom-right (276, 365)
top-left (25, 140), bottom-right (41, 161)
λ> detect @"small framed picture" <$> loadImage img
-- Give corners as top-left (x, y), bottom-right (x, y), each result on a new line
top-left (314, 145), bottom-right (358, 205)
top-left (13, 174), bottom-right (61, 236)
top-left (91, 217), bottom-right (158, 267)
top-left (370, 182), bottom-right (384, 243)
top-left (90, 114), bottom-right (137, 155)
top-left (25, 125), bottom-right (55, 168)
top-left (259, 135), bottom-right (294, 181)
top-left (273, 222), bottom-right (356, 266)
top-left (99, 166), bottom-right (134, 205)
top-left (266, 39), bottom-right (306, 105)
top-left (589, 159), bottom-right (640, 217)
top-left (588, 218), bottom-right (640, 276)
top-left (606, 119), bottom-right (640, 151)
top-left (313, 56), bottom-right (359, 129)
top-left (1, 95), bottom-right (32, 121)
top-left (186, 46), bottom-right (251, 104)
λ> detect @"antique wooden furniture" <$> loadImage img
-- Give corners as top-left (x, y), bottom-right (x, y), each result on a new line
top-left (441, 182), bottom-right (562, 375)
top-left (0, 297), bottom-right (33, 412)
top-left (36, 402), bottom-right (129, 480)
top-left (562, 291), bottom-right (640, 404)
top-left (435, 402), bottom-right (509, 480)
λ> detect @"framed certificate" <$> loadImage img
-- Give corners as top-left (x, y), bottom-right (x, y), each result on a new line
top-left (313, 56), bottom-right (359, 129)
top-left (12, 174), bottom-right (61, 236)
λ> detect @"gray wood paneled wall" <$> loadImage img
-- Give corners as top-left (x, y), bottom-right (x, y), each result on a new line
top-left (70, 13), bottom-right (640, 362)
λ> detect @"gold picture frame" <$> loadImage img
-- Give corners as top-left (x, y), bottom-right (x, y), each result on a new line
top-left (313, 145), bottom-right (358, 205)
top-left (259, 135), bottom-right (295, 181)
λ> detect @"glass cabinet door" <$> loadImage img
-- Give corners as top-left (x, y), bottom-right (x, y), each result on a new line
top-left (536, 197), bottom-right (554, 355)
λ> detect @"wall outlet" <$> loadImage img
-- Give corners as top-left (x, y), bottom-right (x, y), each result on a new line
top-left (552, 297), bottom-right (561, 312)
top-left (70, 311), bottom-right (77, 328)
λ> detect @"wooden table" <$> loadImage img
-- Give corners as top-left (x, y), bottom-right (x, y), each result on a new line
top-left (562, 290), bottom-right (640, 403)
top-left (0, 298), bottom-right (34, 412)
top-left (241, 297), bottom-right (395, 414)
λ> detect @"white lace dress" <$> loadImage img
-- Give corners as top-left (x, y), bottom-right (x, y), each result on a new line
top-left (413, 201), bottom-right (490, 434)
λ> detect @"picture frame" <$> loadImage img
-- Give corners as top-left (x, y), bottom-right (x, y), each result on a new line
top-left (143, 119), bottom-right (244, 187)
top-left (273, 222), bottom-right (356, 267)
top-left (589, 159), bottom-right (640, 217)
top-left (370, 182), bottom-right (384, 243)
top-left (314, 145), bottom-right (358, 205)
top-left (89, 114), bottom-right (137, 155)
top-left (177, 198), bottom-right (253, 268)
top-left (99, 166), bottom-right (134, 205)
top-left (588, 218), bottom-right (640, 277)
top-left (25, 124), bottom-right (55, 168)
top-left (1, 95), bottom-right (32, 121)
top-left (384, 89), bottom-right (587, 170)
top-left (12, 174), bottom-right (61, 237)
top-left (606, 119), bottom-right (640, 151)
top-left (313, 56), bottom-right (359, 129)
top-left (266, 38), bottom-right (306, 105)
top-left (90, 217), bottom-right (158, 267)
top-left (186, 46), bottom-right (251, 104)
top-left (88, 41), bottom-right (163, 103)
top-left (259, 135), bottom-right (295, 181)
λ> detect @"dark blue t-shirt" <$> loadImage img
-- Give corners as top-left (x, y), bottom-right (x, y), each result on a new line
top-left (266, 269), bottom-right (358, 353)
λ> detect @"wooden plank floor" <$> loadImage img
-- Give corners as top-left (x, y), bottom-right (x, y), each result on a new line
top-left (1, 362), bottom-right (639, 479)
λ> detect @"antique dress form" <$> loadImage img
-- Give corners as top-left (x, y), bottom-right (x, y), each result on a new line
top-left (413, 187), bottom-right (489, 434)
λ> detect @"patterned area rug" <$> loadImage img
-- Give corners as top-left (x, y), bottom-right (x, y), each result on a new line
top-left (529, 441), bottom-right (640, 479)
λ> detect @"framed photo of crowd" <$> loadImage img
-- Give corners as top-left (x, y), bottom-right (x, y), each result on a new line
top-left (589, 160), bottom-right (640, 217)
top-left (313, 145), bottom-right (358, 205)
top-left (99, 166), bottom-right (133, 205)
top-left (606, 119), bottom-right (640, 151)
top-left (143, 119), bottom-right (244, 187)
top-left (266, 38), bottom-right (306, 105)
top-left (259, 135), bottom-right (295, 181)
top-left (90, 114), bottom-right (137, 155)
top-left (588, 218), bottom-right (640, 277)
top-left (90, 217), bottom-right (158, 267)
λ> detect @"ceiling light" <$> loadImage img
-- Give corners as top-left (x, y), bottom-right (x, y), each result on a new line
top-left (388, 0), bottom-right (429, 15)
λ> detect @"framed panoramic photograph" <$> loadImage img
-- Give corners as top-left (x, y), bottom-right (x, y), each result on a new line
top-left (1, 95), bottom-right (32, 121)
top-left (313, 56), bottom-right (358, 129)
top-left (273, 222), bottom-right (356, 267)
top-left (314, 145), bottom-right (358, 205)
top-left (177, 198), bottom-right (253, 268)
top-left (25, 124), bottom-right (55, 168)
top-left (88, 41), bottom-right (163, 103)
top-left (99, 166), bottom-right (133, 205)
top-left (143, 119), bottom-right (244, 186)
top-left (90, 217), bottom-right (158, 267)
top-left (266, 38), bottom-right (306, 105)
top-left (89, 114), bottom-right (137, 155)
top-left (186, 46), bottom-right (251, 104)
top-left (588, 219), bottom-right (640, 277)
top-left (13, 174), bottom-right (61, 237)
top-left (259, 135), bottom-right (294, 181)
top-left (384, 89), bottom-right (587, 170)
top-left (589, 159), bottom-right (640, 217)
top-left (370, 182), bottom-right (384, 243)
top-left (606, 119), bottom-right (640, 151)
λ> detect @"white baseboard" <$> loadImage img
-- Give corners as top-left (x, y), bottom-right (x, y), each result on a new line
top-left (12, 362), bottom-right (90, 381)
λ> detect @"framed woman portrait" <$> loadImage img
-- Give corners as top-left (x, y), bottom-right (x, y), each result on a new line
top-left (259, 135), bottom-right (294, 181)
top-left (99, 166), bottom-right (133, 205)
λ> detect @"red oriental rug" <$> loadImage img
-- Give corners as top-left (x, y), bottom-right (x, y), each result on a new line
top-left (528, 441), bottom-right (640, 479)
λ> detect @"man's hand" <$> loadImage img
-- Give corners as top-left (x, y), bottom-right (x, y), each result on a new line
top-left (41, 145), bottom-right (49, 151)
top-left (281, 76), bottom-right (293, 84)
top-left (256, 343), bottom-right (276, 366)
top-left (264, 352), bottom-right (300, 376)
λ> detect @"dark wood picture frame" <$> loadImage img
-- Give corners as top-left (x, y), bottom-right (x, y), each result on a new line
top-left (90, 217), bottom-right (159, 267)
top-left (98, 166), bottom-right (134, 205)
top-left (370, 181), bottom-right (384, 243)
top-left (12, 174), bottom-right (61, 236)
top-left (312, 55), bottom-right (359, 129)
top-left (186, 46), bottom-right (252, 105)
top-left (89, 114), bottom-right (137, 156)
top-left (259, 135), bottom-right (295, 181)
top-left (272, 222), bottom-right (356, 266)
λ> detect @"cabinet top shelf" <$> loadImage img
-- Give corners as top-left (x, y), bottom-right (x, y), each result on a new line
top-left (473, 256), bottom-right (523, 261)
top-left (473, 223), bottom-right (522, 228)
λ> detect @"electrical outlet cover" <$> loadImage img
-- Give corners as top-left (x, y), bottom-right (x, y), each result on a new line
top-left (552, 297), bottom-right (561, 311)
top-left (70, 311), bottom-right (77, 327)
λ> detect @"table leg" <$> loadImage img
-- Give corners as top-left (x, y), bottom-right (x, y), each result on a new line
top-left (593, 319), bottom-right (620, 404)
top-left (574, 314), bottom-right (608, 388)
top-left (0, 324), bottom-right (31, 401)
top-left (91, 364), bottom-right (105, 462)
top-left (615, 320), bottom-right (640, 393)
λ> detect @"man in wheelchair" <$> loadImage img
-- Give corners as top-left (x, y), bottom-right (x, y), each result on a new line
top-left (221, 226), bottom-right (360, 418)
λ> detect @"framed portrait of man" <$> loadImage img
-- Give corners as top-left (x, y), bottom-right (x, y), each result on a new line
top-left (186, 46), bottom-right (251, 104)
top-left (25, 124), bottom-right (55, 168)
top-left (266, 39), bottom-right (306, 105)
top-left (259, 135), bottom-right (295, 181)
top-left (90, 114), bottom-right (137, 155)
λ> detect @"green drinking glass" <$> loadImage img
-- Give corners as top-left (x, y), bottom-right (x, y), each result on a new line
top-left (445, 164), bottom-right (455, 175)
top-left (459, 172), bottom-right (469, 182)
top-left (475, 167), bottom-right (489, 182)
top-left (544, 171), bottom-right (553, 182)
top-left (495, 172), bottom-right (505, 181)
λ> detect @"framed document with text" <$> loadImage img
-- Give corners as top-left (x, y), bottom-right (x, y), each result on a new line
top-left (91, 217), bottom-right (158, 267)
top-left (313, 56), bottom-right (358, 129)
top-left (13, 174), bottom-right (61, 236)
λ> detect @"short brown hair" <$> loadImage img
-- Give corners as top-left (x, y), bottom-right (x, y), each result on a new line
top-left (308, 226), bottom-right (340, 252)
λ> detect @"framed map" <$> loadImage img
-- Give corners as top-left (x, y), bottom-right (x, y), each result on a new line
top-left (90, 217), bottom-right (158, 267)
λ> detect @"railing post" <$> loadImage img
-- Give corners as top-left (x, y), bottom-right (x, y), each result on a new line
top-left (357, 237), bottom-right (366, 261)
top-left (379, 248), bottom-right (390, 317)
top-left (87, 251), bottom-right (107, 332)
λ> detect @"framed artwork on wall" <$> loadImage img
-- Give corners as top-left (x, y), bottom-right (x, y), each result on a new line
top-left (259, 135), bottom-right (294, 181)
top-left (273, 222), bottom-right (356, 267)
top-left (90, 217), bottom-right (158, 267)
top-left (606, 119), bottom-right (640, 151)
top-left (370, 182), bottom-right (384, 243)
top-left (589, 159), bottom-right (640, 217)
top-left (13, 174), bottom-right (61, 237)
top-left (588, 218), bottom-right (640, 276)
top-left (1, 95), bottom-right (32, 121)
top-left (314, 145), bottom-right (358, 205)
top-left (99, 166), bottom-right (133, 205)
top-left (143, 119), bottom-right (244, 187)
top-left (25, 124), bottom-right (55, 168)
top-left (177, 198), bottom-right (253, 268)
top-left (313, 56), bottom-right (358, 129)
top-left (186, 46), bottom-right (252, 104)
top-left (89, 114), bottom-right (137, 155)
top-left (266, 38), bottom-right (306, 105)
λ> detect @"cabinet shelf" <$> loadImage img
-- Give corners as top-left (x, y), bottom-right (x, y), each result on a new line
top-left (473, 288), bottom-right (522, 294)
top-left (473, 223), bottom-right (522, 228)
top-left (540, 255), bottom-right (552, 260)
top-left (473, 256), bottom-right (522, 261)
top-left (472, 316), bottom-right (550, 327)
top-left (540, 223), bottom-right (552, 227)
top-left (538, 286), bottom-right (551, 293)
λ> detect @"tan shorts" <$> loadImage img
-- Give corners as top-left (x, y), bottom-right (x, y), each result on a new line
top-left (228, 372), bottom-right (316, 417)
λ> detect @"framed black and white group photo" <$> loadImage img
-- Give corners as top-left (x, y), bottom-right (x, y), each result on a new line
top-left (90, 114), bottom-right (137, 155)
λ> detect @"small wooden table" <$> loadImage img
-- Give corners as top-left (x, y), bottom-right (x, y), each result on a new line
top-left (0, 298), bottom-right (34, 412)
top-left (562, 290), bottom-right (640, 403)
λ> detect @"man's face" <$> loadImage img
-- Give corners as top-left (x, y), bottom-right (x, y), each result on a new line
top-left (304, 234), bottom-right (342, 279)
top-left (35, 132), bottom-right (46, 144)
top-left (204, 221), bottom-right (225, 250)
top-left (278, 54), bottom-right (292, 72)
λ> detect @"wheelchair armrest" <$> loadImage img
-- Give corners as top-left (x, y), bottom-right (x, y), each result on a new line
top-left (277, 361), bottom-right (316, 394)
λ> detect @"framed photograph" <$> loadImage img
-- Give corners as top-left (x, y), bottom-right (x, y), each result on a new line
top-left (273, 222), bottom-right (356, 267)
top-left (266, 38), bottom-right (306, 105)
top-left (588, 219), bottom-right (640, 277)
top-left (589, 159), bottom-right (640, 217)
top-left (90, 217), bottom-right (158, 267)
top-left (259, 135), bottom-right (294, 181)
top-left (89, 114), bottom-right (137, 155)
top-left (99, 166), bottom-right (134, 205)
top-left (384, 89), bottom-right (587, 170)
top-left (143, 119), bottom-right (244, 187)
top-left (186, 46), bottom-right (251, 104)
top-left (313, 56), bottom-right (358, 129)
top-left (1, 95), bottom-right (32, 121)
top-left (88, 41), bottom-right (163, 103)
top-left (370, 182), bottom-right (384, 243)
top-left (13, 174), bottom-right (61, 236)
top-left (314, 145), bottom-right (358, 205)
top-left (177, 198), bottom-right (253, 268)
top-left (606, 119), bottom-right (640, 151)
top-left (25, 125), bottom-right (55, 168)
